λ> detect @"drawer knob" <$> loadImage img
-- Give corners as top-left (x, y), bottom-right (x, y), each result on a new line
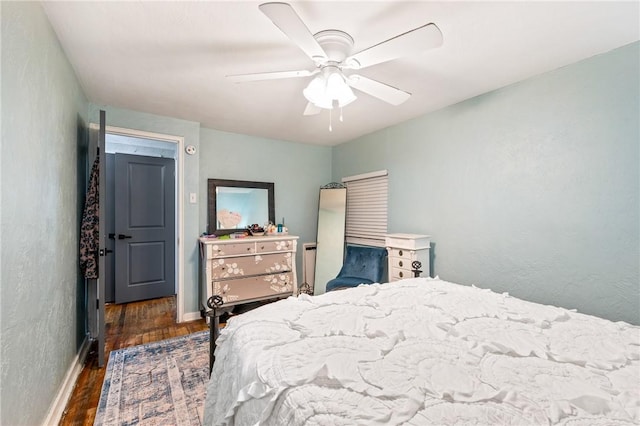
top-left (261, 246), bottom-right (265, 250)
top-left (399, 260), bottom-right (403, 267)
top-left (399, 271), bottom-right (404, 278)
top-left (399, 250), bottom-right (403, 256)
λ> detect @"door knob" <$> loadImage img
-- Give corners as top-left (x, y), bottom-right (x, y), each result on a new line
top-left (117, 234), bottom-right (132, 239)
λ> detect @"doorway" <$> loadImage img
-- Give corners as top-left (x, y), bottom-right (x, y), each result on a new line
top-left (103, 128), bottom-right (185, 320)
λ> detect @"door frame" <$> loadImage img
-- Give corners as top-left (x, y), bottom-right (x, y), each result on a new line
top-left (90, 123), bottom-right (186, 322)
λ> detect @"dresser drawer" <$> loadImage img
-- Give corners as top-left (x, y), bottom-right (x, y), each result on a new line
top-left (389, 266), bottom-right (413, 281)
top-left (388, 256), bottom-right (416, 270)
top-left (210, 252), bottom-right (293, 280)
top-left (206, 242), bottom-right (255, 258)
top-left (256, 239), bottom-right (295, 253)
top-left (212, 272), bottom-right (294, 304)
top-left (388, 248), bottom-right (418, 261)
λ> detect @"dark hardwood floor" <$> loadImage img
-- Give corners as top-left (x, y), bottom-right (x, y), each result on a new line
top-left (59, 296), bottom-right (208, 425)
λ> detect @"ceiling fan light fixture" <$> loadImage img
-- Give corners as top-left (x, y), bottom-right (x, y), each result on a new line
top-left (313, 96), bottom-right (334, 110)
top-left (303, 75), bottom-right (326, 105)
top-left (303, 68), bottom-right (356, 110)
top-left (336, 83), bottom-right (357, 108)
top-left (325, 72), bottom-right (346, 98)
top-left (232, 3), bottom-right (444, 123)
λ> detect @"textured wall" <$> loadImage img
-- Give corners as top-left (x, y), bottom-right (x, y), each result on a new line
top-left (199, 127), bottom-right (333, 278)
top-left (333, 42), bottom-right (639, 325)
top-left (1, 2), bottom-right (89, 424)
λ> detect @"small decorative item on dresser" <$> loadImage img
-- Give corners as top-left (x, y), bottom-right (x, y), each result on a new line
top-left (247, 223), bottom-right (265, 236)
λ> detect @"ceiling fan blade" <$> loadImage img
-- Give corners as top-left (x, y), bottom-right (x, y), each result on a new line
top-left (259, 2), bottom-right (327, 62)
top-left (345, 23), bottom-right (442, 70)
top-left (347, 75), bottom-right (411, 105)
top-left (303, 102), bottom-right (321, 116)
top-left (227, 69), bottom-right (316, 83)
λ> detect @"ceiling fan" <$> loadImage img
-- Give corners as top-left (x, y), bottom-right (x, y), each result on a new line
top-left (228, 2), bottom-right (443, 120)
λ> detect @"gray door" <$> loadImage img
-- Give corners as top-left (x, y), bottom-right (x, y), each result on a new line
top-left (105, 153), bottom-right (116, 303)
top-left (115, 153), bottom-right (175, 303)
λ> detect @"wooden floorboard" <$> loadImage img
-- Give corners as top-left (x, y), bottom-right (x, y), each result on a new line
top-left (59, 296), bottom-right (207, 425)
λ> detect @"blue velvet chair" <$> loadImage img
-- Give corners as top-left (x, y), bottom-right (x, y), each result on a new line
top-left (325, 245), bottom-right (388, 292)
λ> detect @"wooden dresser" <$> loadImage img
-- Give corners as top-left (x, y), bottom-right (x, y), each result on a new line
top-left (385, 233), bottom-right (431, 281)
top-left (199, 235), bottom-right (298, 311)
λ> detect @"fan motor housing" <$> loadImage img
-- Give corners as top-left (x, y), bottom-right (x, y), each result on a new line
top-left (313, 30), bottom-right (354, 63)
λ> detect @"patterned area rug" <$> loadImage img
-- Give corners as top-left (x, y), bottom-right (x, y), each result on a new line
top-left (94, 331), bottom-right (210, 425)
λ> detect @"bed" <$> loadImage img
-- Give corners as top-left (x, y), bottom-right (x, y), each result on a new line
top-left (203, 277), bottom-right (639, 425)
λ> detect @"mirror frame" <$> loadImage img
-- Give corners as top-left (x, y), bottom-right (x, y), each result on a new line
top-left (313, 183), bottom-right (347, 295)
top-left (207, 178), bottom-right (275, 235)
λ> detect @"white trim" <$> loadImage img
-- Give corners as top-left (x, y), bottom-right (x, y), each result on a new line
top-left (41, 336), bottom-right (91, 426)
top-left (182, 311), bottom-right (203, 322)
top-left (341, 169), bottom-right (388, 183)
top-left (92, 123), bottom-right (186, 323)
top-left (177, 137), bottom-right (185, 323)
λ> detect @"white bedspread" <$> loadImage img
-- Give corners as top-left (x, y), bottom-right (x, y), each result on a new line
top-left (203, 278), bottom-right (640, 425)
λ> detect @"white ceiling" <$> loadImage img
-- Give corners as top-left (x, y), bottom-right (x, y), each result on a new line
top-left (42, 1), bottom-right (639, 146)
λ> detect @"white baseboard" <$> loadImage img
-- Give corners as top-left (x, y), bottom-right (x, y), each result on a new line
top-left (182, 311), bottom-right (203, 323)
top-left (42, 335), bottom-right (91, 426)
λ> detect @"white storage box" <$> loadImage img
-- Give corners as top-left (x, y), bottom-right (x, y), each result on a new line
top-left (385, 233), bottom-right (431, 250)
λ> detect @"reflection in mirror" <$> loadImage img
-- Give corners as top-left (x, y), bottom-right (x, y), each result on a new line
top-left (314, 184), bottom-right (347, 295)
top-left (207, 179), bottom-right (275, 235)
top-left (216, 187), bottom-right (268, 229)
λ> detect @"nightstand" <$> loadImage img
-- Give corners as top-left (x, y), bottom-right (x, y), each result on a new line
top-left (385, 233), bottom-right (431, 281)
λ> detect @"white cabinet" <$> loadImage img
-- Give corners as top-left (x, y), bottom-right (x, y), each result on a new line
top-left (199, 235), bottom-right (298, 310)
top-left (385, 233), bottom-right (431, 282)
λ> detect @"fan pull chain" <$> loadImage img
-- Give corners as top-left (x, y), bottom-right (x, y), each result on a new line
top-left (329, 108), bottom-right (333, 132)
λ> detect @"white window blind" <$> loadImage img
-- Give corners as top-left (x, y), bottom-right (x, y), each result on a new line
top-left (342, 170), bottom-right (388, 247)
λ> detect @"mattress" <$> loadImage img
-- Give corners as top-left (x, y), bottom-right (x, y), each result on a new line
top-left (203, 277), bottom-right (639, 425)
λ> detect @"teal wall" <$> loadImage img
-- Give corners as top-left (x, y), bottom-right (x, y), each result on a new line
top-left (198, 127), bottom-right (332, 275)
top-left (1, 2), bottom-right (89, 424)
top-left (333, 42), bottom-right (640, 325)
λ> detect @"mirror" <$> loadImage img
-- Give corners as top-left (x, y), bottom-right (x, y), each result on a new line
top-left (313, 184), bottom-right (347, 295)
top-left (207, 179), bottom-right (275, 235)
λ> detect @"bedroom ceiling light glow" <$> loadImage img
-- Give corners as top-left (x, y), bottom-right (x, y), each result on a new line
top-left (303, 66), bottom-right (357, 110)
